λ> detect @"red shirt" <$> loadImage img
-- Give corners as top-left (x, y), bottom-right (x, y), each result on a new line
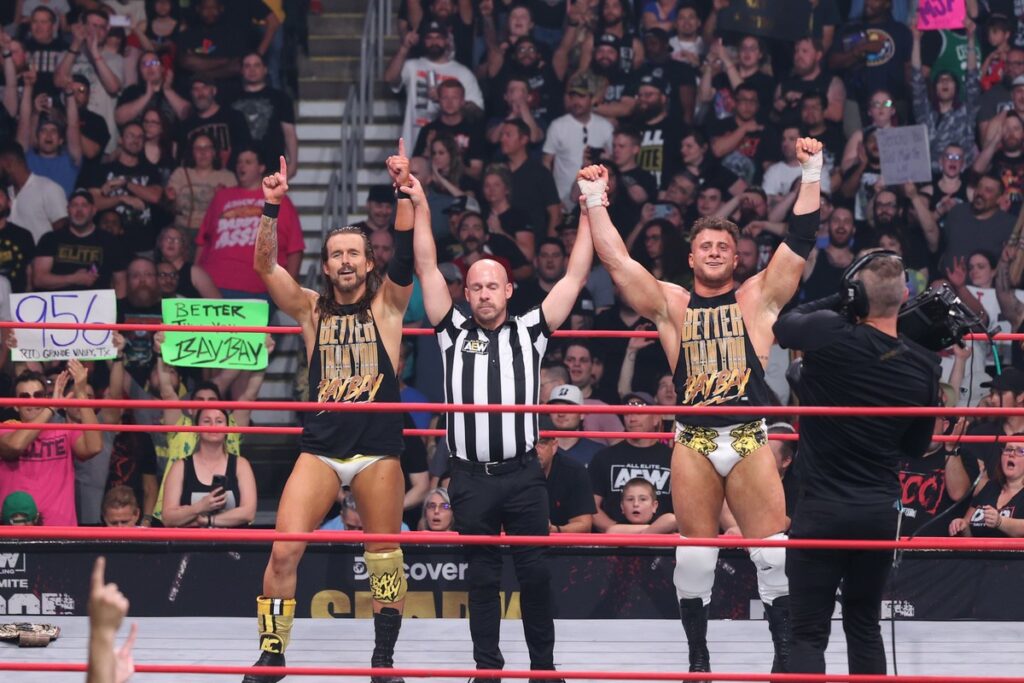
top-left (196, 187), bottom-right (304, 294)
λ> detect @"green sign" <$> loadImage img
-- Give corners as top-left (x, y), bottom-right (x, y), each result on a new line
top-left (161, 299), bottom-right (269, 370)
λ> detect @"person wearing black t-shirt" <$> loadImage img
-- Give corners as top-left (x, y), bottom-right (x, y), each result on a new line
top-left (0, 188), bottom-right (34, 293)
top-left (451, 210), bottom-right (531, 282)
top-left (774, 38), bottom-right (846, 128)
top-left (412, 80), bottom-right (486, 179)
top-left (950, 434), bottom-right (1024, 539)
top-left (536, 417), bottom-right (596, 534)
top-left (799, 92), bottom-right (845, 174)
top-left (68, 76), bottom-right (112, 182)
top-left (175, 77), bottom-right (252, 169)
top-left (774, 251), bottom-right (939, 675)
top-left (898, 414), bottom-right (973, 537)
top-left (32, 189), bottom-right (128, 293)
top-left (81, 122), bottom-right (164, 255)
top-left (708, 83), bottom-right (780, 185)
top-left (499, 118), bottom-right (560, 241)
top-left (115, 50), bottom-right (192, 127)
top-left (232, 53), bottom-right (297, 177)
top-left (590, 33), bottom-right (639, 122)
top-left (633, 74), bottom-right (683, 186)
top-left (512, 238), bottom-right (593, 316)
top-left (23, 7), bottom-right (68, 97)
top-left (634, 28), bottom-right (697, 125)
top-left (174, 0), bottom-right (246, 90)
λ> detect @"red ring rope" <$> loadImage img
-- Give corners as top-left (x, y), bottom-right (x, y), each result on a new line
top-left (0, 526), bottom-right (1019, 550)
top-left (10, 397), bottom-right (1024, 416)
top-left (0, 320), bottom-right (1018, 341)
top-left (0, 662), bottom-right (1019, 681)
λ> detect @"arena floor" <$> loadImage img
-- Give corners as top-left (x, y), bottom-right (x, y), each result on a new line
top-left (4, 618), bottom-right (1023, 681)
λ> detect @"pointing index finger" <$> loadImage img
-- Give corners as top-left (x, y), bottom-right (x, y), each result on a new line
top-left (279, 156), bottom-right (287, 179)
top-left (398, 137), bottom-right (406, 158)
top-left (92, 556), bottom-right (106, 591)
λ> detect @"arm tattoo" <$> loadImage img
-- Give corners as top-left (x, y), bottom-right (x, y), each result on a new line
top-left (254, 214), bottom-right (278, 273)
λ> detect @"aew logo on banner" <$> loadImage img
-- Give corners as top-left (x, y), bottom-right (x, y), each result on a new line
top-left (0, 554), bottom-right (27, 574)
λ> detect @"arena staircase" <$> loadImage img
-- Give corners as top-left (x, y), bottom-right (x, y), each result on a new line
top-left (250, 0), bottom-right (401, 510)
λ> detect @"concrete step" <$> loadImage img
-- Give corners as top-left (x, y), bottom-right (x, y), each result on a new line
top-left (299, 79), bottom-right (395, 101)
top-left (291, 166), bottom-right (390, 187)
top-left (299, 54), bottom-right (362, 81)
top-left (296, 121), bottom-right (400, 142)
top-left (308, 34), bottom-right (399, 57)
top-left (297, 99), bottom-right (401, 119)
top-left (307, 11), bottom-right (365, 35)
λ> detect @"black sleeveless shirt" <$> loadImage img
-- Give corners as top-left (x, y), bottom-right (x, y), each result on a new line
top-left (301, 305), bottom-right (404, 458)
top-left (673, 289), bottom-right (775, 428)
top-left (181, 454), bottom-right (240, 511)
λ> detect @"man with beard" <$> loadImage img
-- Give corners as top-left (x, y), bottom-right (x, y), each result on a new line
top-left (196, 147), bottom-right (303, 301)
top-left (512, 237), bottom-right (595, 316)
top-left (590, 0), bottom-right (644, 75)
top-left (708, 83), bottom-right (779, 185)
top-left (491, 35), bottom-right (562, 130)
top-left (175, 76), bottom-right (252, 169)
top-left (589, 139), bottom-right (824, 675)
top-left (83, 122), bottom-right (163, 255)
top-left (634, 28), bottom-right (697, 125)
top-left (451, 210), bottom-right (530, 282)
top-left (973, 110), bottom-right (1024, 213)
top-left (231, 53), bottom-right (298, 179)
top-left (774, 38), bottom-right (846, 126)
top-left (864, 188), bottom-right (938, 271)
top-left (799, 92), bottom-right (845, 179)
top-left (839, 127), bottom-right (882, 222)
top-left (943, 173), bottom-right (1016, 262)
top-left (544, 77), bottom-right (615, 211)
top-left (0, 188), bottom-right (35, 293)
top-left (418, 0), bottom-right (474, 67)
top-left (591, 34), bottom-right (638, 122)
top-left (385, 20), bottom-right (483, 151)
top-left (116, 256), bottom-right (163, 383)
top-left (354, 186), bottom-right (396, 234)
top-left (32, 189), bottom-right (127, 295)
top-left (244, 145), bottom-right (416, 682)
top-left (115, 49), bottom-right (191, 127)
top-left (800, 205), bottom-right (855, 300)
top-left (735, 235), bottom-right (759, 282)
top-left (633, 74), bottom-right (681, 186)
top-left (411, 80), bottom-right (486, 179)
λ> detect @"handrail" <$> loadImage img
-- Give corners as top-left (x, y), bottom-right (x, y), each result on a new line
top-left (320, 0), bottom-right (393, 243)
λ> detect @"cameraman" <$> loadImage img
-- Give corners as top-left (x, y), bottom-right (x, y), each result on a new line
top-left (773, 251), bottom-right (939, 675)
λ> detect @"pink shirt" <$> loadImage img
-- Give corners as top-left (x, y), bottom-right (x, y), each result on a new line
top-left (196, 187), bottom-right (304, 294)
top-left (0, 425), bottom-right (83, 526)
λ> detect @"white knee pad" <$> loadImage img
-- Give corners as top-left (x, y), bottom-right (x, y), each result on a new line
top-left (749, 533), bottom-right (789, 606)
top-left (673, 537), bottom-right (719, 606)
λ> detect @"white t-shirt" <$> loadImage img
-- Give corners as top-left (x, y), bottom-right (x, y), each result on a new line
top-left (394, 58), bottom-right (483, 149)
top-left (542, 113), bottom-right (615, 210)
top-left (761, 160), bottom-right (832, 197)
top-left (71, 51), bottom-right (126, 155)
top-left (9, 173), bottom-right (69, 244)
top-left (102, 0), bottom-right (147, 26)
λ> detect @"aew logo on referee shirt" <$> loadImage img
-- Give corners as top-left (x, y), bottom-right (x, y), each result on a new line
top-left (462, 338), bottom-right (489, 355)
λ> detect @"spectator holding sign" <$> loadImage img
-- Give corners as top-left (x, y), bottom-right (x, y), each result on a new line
top-left (0, 363), bottom-right (103, 526)
top-left (32, 189), bottom-right (128, 297)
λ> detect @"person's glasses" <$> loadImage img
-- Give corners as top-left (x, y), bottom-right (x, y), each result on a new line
top-left (143, 59), bottom-right (161, 67)
top-left (1003, 447), bottom-right (1024, 457)
top-left (644, 233), bottom-right (662, 242)
top-left (870, 99), bottom-right (894, 109)
top-left (944, 153), bottom-right (962, 161)
top-left (626, 400), bottom-right (649, 406)
top-left (17, 391), bottom-right (46, 399)
top-left (517, 45), bottom-right (536, 54)
top-left (163, 236), bottom-right (184, 243)
top-left (426, 502), bottom-right (451, 511)
top-left (158, 271), bottom-right (179, 279)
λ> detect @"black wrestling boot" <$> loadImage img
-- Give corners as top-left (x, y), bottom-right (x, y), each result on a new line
top-left (763, 596), bottom-right (791, 673)
top-left (679, 598), bottom-right (711, 680)
top-left (241, 651), bottom-right (285, 683)
top-left (370, 607), bottom-right (404, 683)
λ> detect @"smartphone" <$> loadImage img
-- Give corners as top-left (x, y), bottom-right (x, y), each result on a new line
top-left (211, 474), bottom-right (226, 492)
top-left (652, 203), bottom-right (674, 219)
top-left (109, 14), bottom-right (131, 28)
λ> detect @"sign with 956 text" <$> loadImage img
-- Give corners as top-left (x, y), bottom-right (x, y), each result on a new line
top-left (8, 290), bottom-right (117, 361)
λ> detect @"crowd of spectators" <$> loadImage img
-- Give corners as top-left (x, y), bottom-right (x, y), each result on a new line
top-left (2, 0), bottom-right (1024, 543)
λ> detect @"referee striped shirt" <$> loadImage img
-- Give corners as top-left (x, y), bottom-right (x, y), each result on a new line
top-left (436, 304), bottom-right (550, 463)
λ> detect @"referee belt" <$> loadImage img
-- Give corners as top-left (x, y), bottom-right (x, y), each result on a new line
top-left (450, 451), bottom-right (537, 476)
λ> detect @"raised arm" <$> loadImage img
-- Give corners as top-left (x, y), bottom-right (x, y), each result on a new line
top-left (406, 172), bottom-right (452, 327)
top-left (254, 156), bottom-right (315, 322)
top-left (379, 140), bottom-right (415, 319)
top-left (585, 166), bottom-right (675, 325)
top-left (753, 137), bottom-right (823, 313)
top-left (542, 168), bottom-right (597, 330)
top-left (67, 359), bottom-right (102, 460)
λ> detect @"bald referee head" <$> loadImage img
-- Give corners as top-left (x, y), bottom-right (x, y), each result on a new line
top-left (465, 259), bottom-right (513, 327)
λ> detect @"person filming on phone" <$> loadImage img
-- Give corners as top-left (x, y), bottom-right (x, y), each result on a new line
top-left (160, 406), bottom-right (257, 528)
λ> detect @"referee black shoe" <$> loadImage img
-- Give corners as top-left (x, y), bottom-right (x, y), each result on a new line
top-left (241, 651), bottom-right (285, 683)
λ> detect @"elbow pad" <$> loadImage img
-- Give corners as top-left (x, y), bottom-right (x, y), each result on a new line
top-left (387, 229), bottom-right (414, 287)
top-left (784, 209), bottom-right (820, 259)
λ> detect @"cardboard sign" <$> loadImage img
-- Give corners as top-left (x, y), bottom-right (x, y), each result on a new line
top-left (877, 125), bottom-right (933, 185)
top-left (9, 290), bottom-right (117, 361)
top-left (917, 0), bottom-right (966, 31)
top-left (161, 299), bottom-right (268, 370)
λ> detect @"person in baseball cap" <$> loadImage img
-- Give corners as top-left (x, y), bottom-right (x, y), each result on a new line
top-left (547, 385), bottom-right (603, 465)
top-left (2, 491), bottom-right (39, 525)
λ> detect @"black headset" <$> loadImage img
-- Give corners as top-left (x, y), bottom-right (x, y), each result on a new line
top-left (839, 249), bottom-right (906, 319)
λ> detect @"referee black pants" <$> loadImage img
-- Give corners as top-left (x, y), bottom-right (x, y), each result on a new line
top-left (787, 498), bottom-right (898, 675)
top-left (449, 456), bottom-right (554, 672)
